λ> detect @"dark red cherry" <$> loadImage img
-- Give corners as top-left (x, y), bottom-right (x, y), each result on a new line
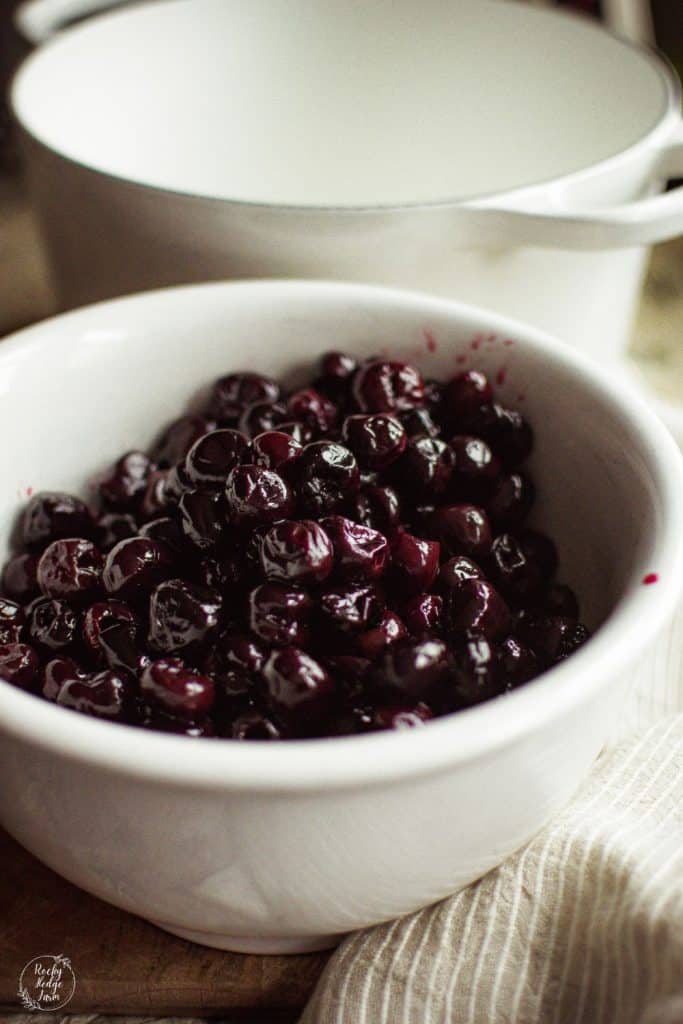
top-left (57, 669), bottom-right (137, 722)
top-left (138, 470), bottom-right (169, 521)
top-left (208, 372), bottom-right (280, 423)
top-left (377, 637), bottom-right (451, 700)
top-left (318, 351), bottom-right (359, 388)
top-left (97, 512), bottom-right (138, 551)
top-left (238, 401), bottom-right (287, 438)
top-left (453, 636), bottom-right (503, 706)
top-left (42, 656), bottom-right (84, 701)
top-left (449, 436), bottom-right (501, 497)
top-left (102, 537), bottom-right (175, 602)
top-left (276, 420), bottom-right (315, 445)
top-left (480, 404), bottom-right (533, 468)
top-left (0, 642), bottom-right (40, 692)
top-left (353, 360), bottom-right (425, 413)
top-left (398, 407), bottom-right (440, 438)
top-left (389, 530), bottom-right (440, 597)
top-left (2, 553), bottom-right (40, 603)
top-left (22, 492), bottom-right (94, 550)
top-left (341, 414), bottom-right (407, 470)
top-left (353, 609), bottom-right (407, 660)
top-left (519, 529), bottom-right (558, 579)
top-left (402, 593), bottom-right (444, 635)
top-left (519, 614), bottom-right (590, 666)
top-left (489, 533), bottom-right (546, 602)
top-left (138, 516), bottom-right (185, 553)
top-left (296, 441), bottom-right (360, 517)
top-left (259, 520), bottom-right (333, 584)
top-left (487, 472), bottom-right (535, 526)
top-left (141, 657), bottom-right (215, 718)
top-left (204, 631), bottom-right (266, 699)
top-left (37, 538), bottom-right (104, 604)
top-left (225, 465), bottom-right (294, 526)
top-left (428, 504), bottom-right (492, 559)
top-left (248, 582), bottom-right (312, 647)
top-left (163, 462), bottom-right (192, 505)
top-left (0, 598), bottom-right (24, 645)
top-left (447, 578), bottom-right (510, 641)
top-left (319, 583), bottom-right (385, 637)
top-left (231, 710), bottom-right (282, 740)
top-left (373, 702), bottom-right (433, 729)
top-left (148, 579), bottom-right (222, 654)
top-left (249, 431), bottom-right (303, 473)
top-left (438, 555), bottom-right (484, 592)
top-left (496, 636), bottom-right (540, 689)
top-left (262, 646), bottom-right (336, 731)
top-left (151, 414), bottom-right (215, 467)
top-left (83, 600), bottom-right (137, 664)
top-left (286, 388), bottom-right (338, 435)
top-left (540, 583), bottom-right (580, 620)
top-left (99, 451), bottom-right (152, 511)
top-left (27, 597), bottom-right (79, 652)
top-left (178, 489), bottom-right (226, 549)
top-left (184, 429), bottom-right (248, 488)
top-left (445, 370), bottom-right (493, 426)
top-left (321, 515), bottom-right (389, 581)
top-left (399, 436), bottom-right (454, 496)
top-left (350, 484), bottom-right (402, 535)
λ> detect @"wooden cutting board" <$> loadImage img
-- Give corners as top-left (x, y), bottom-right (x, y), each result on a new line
top-left (0, 828), bottom-right (330, 1019)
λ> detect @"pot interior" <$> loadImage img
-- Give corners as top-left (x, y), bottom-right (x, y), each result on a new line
top-left (12, 0), bottom-right (672, 206)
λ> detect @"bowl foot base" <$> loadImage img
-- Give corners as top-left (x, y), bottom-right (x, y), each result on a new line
top-left (148, 919), bottom-right (344, 954)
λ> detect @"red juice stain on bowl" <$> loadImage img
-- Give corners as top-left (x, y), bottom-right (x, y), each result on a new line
top-left (495, 367), bottom-right (507, 386)
top-left (423, 329), bottom-right (438, 354)
top-left (455, 353), bottom-right (467, 365)
top-left (642, 573), bottom-right (659, 585)
top-left (504, 339), bottom-right (515, 347)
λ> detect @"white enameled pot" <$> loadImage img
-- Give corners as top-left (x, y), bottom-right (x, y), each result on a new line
top-left (0, 280), bottom-right (681, 954)
top-left (9, 0), bottom-right (683, 364)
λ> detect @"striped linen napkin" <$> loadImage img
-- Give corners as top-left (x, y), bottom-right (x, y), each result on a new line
top-left (301, 603), bottom-right (683, 1024)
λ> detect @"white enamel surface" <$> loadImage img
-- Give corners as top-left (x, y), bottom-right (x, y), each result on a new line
top-left (0, 281), bottom-right (681, 951)
top-left (11, 0), bottom-right (671, 206)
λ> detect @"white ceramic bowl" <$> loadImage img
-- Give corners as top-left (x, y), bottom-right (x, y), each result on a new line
top-left (0, 281), bottom-right (681, 954)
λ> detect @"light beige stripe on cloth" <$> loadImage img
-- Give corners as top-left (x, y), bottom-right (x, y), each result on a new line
top-left (300, 715), bottom-right (683, 1024)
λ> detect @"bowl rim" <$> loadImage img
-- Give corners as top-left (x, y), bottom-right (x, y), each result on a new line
top-left (0, 279), bottom-right (682, 791)
top-left (9, 0), bottom-right (682, 211)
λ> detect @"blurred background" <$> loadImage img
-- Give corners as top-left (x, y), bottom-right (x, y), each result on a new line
top-left (0, 0), bottom-right (682, 398)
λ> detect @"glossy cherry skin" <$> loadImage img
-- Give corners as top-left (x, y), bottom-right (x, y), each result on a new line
top-left (249, 582), bottom-right (312, 647)
top-left (138, 470), bottom-right (169, 521)
top-left (449, 435), bottom-right (501, 497)
top-left (277, 420), bottom-right (315, 445)
top-left (178, 489), bottom-right (226, 549)
top-left (225, 465), bottom-right (294, 526)
top-left (318, 583), bottom-right (385, 635)
top-left (350, 484), bottom-right (402, 535)
top-left (296, 441), bottom-right (360, 517)
top-left (377, 637), bottom-right (451, 701)
top-left (42, 656), bottom-right (84, 701)
top-left (57, 669), bottom-right (138, 722)
top-left (151, 414), bottom-right (215, 467)
top-left (262, 646), bottom-right (336, 732)
top-left (447, 578), bottom-right (510, 641)
top-left (428, 504), bottom-right (492, 560)
top-left (231, 710), bottom-right (282, 740)
top-left (318, 351), bottom-right (359, 392)
top-left (287, 388), bottom-right (338, 435)
top-left (141, 657), bottom-right (215, 719)
top-left (389, 530), bottom-right (440, 597)
top-left (138, 516), bottom-right (185, 553)
top-left (148, 579), bottom-right (222, 654)
top-left (341, 413), bottom-right (407, 470)
top-left (99, 451), bottom-right (152, 511)
top-left (399, 407), bottom-right (439, 439)
top-left (519, 614), bottom-right (589, 666)
top-left (373, 702), bottom-right (433, 730)
top-left (208, 372), bottom-right (280, 423)
top-left (479, 404), bottom-right (533, 468)
top-left (321, 515), bottom-right (389, 581)
top-left (0, 598), bottom-right (25, 645)
top-left (205, 631), bottom-right (266, 699)
top-left (102, 537), bottom-right (175, 602)
top-left (353, 609), bottom-right (407, 661)
top-left (37, 538), bottom-right (104, 604)
top-left (487, 472), bottom-right (535, 527)
top-left (22, 492), bottom-right (94, 550)
top-left (1, 553), bottom-right (40, 603)
top-left (259, 520), bottom-right (333, 584)
top-left (353, 360), bottom-right (425, 413)
top-left (399, 436), bottom-right (454, 496)
top-left (97, 512), bottom-right (138, 551)
top-left (445, 370), bottom-right (493, 427)
top-left (27, 597), bottom-right (79, 653)
top-left (249, 431), bottom-right (303, 473)
top-left (0, 642), bottom-right (41, 692)
top-left (489, 533), bottom-right (546, 603)
top-left (82, 600), bottom-right (137, 664)
top-left (184, 428), bottom-right (248, 488)
top-left (496, 636), bottom-right (540, 689)
top-left (452, 636), bottom-right (502, 706)
top-left (402, 593), bottom-right (444, 635)
top-left (238, 401), bottom-right (287, 438)
top-left (438, 555), bottom-right (484, 592)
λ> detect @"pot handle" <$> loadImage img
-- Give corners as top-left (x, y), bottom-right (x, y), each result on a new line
top-left (14, 0), bottom-right (130, 45)
top-left (462, 121), bottom-right (683, 251)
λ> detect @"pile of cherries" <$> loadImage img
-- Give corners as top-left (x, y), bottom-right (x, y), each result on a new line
top-left (0, 352), bottom-right (589, 739)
